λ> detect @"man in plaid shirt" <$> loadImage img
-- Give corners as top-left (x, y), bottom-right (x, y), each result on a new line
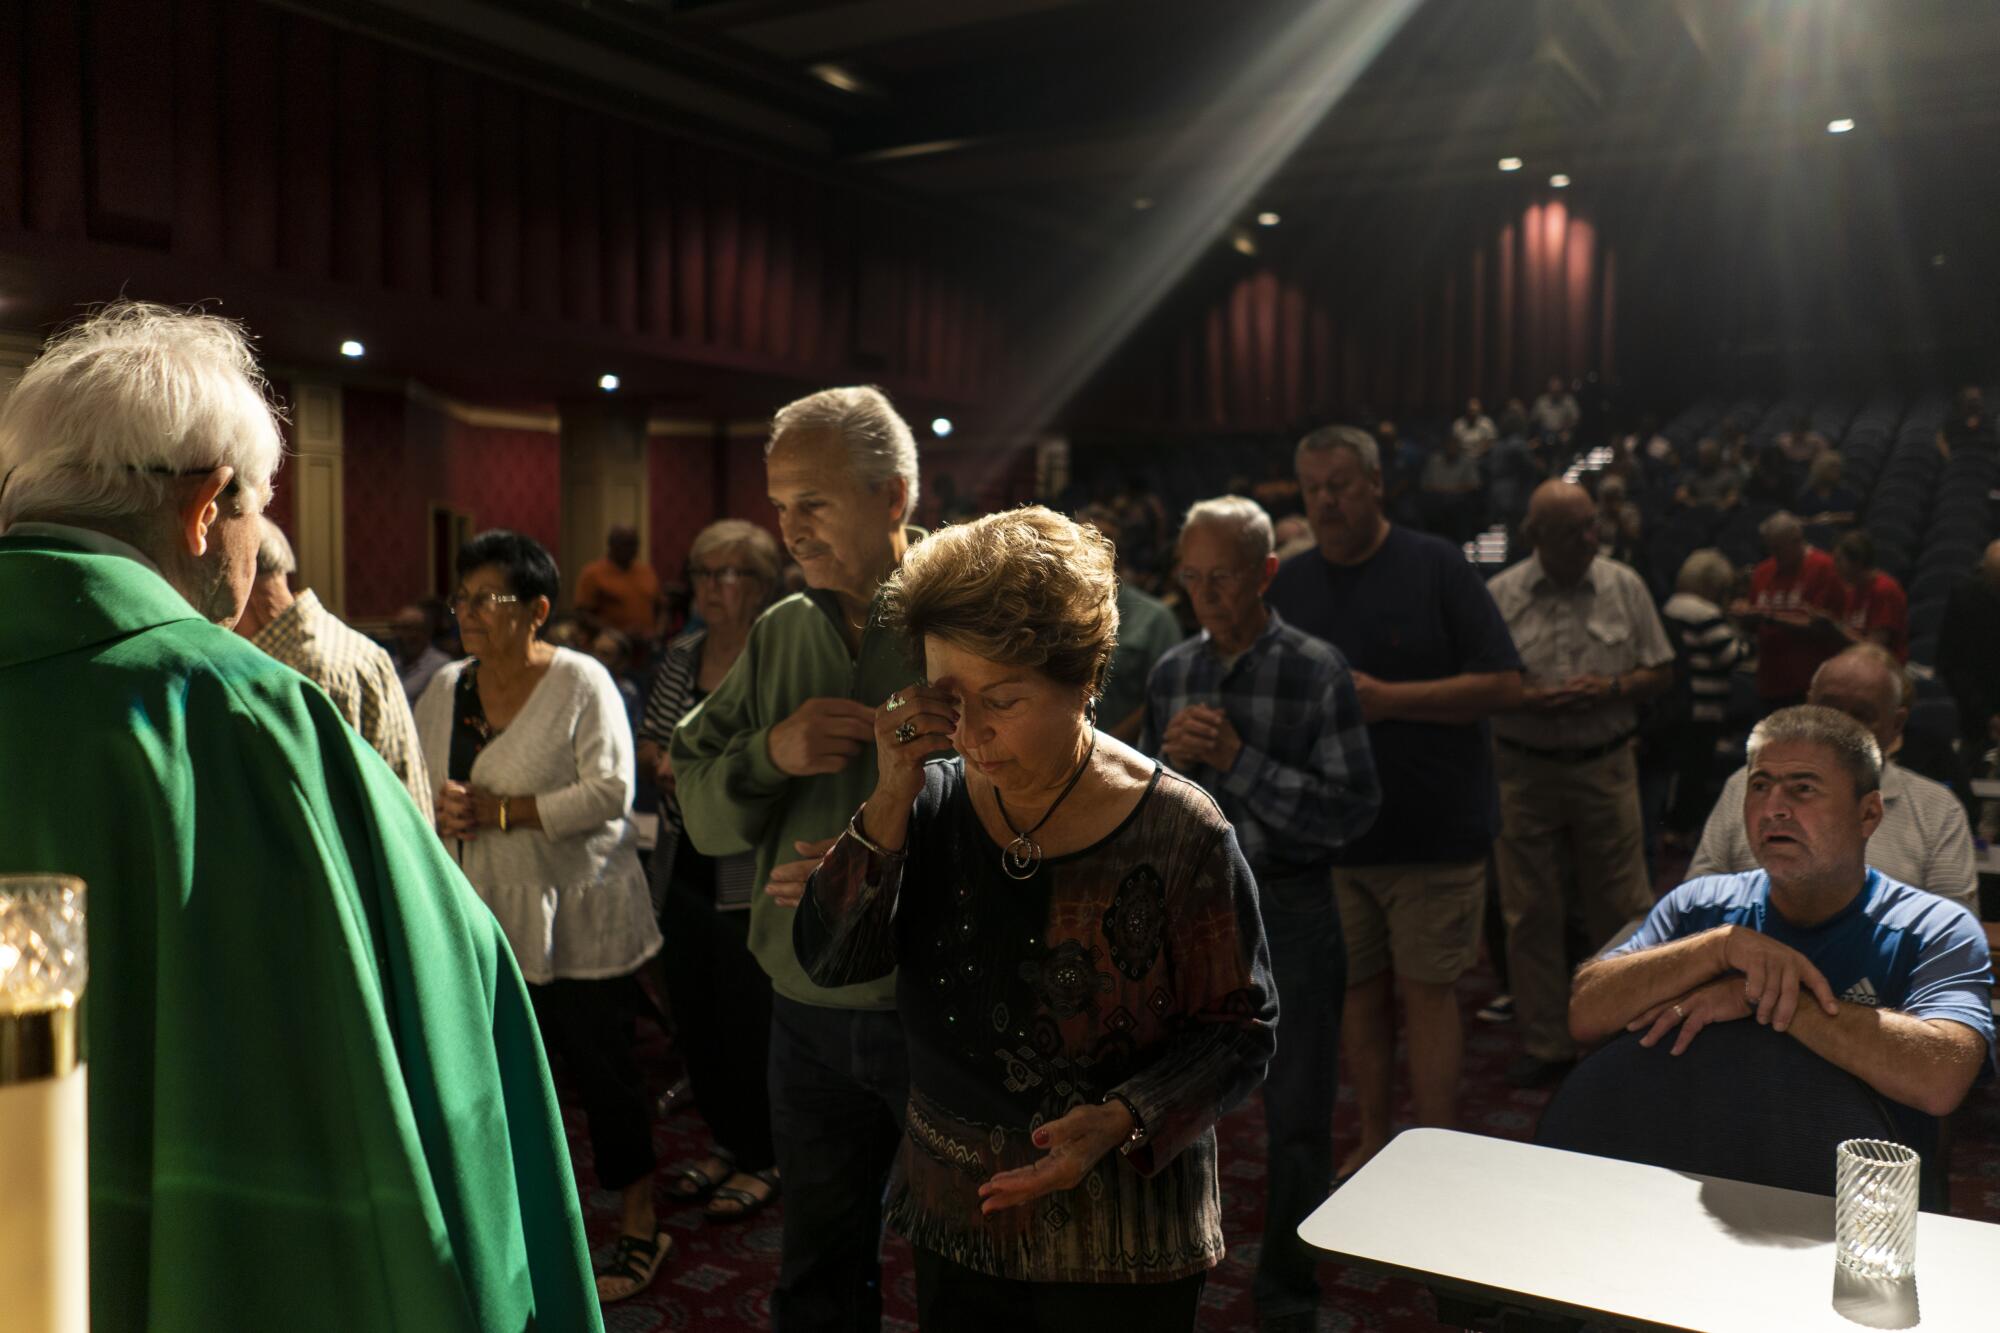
top-left (1141, 495), bottom-right (1378, 1333)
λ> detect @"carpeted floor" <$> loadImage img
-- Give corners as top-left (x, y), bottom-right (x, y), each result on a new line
top-left (565, 953), bottom-right (2000, 1332)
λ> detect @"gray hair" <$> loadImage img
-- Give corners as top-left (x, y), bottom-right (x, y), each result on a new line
top-left (1813, 641), bottom-right (1913, 708)
top-left (0, 301), bottom-right (284, 529)
top-left (768, 385), bottom-right (920, 521)
top-left (1747, 704), bottom-right (1883, 796)
top-left (1675, 548), bottom-right (1735, 604)
top-left (1758, 510), bottom-right (1804, 545)
top-left (1295, 424), bottom-right (1380, 476)
top-left (255, 517), bottom-right (297, 577)
top-left (688, 517), bottom-right (782, 587)
top-left (1180, 495), bottom-right (1274, 565)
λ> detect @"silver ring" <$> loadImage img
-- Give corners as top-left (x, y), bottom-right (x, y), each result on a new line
top-left (884, 692), bottom-right (909, 713)
top-left (1672, 1003), bottom-right (1687, 1020)
top-left (894, 721), bottom-right (919, 745)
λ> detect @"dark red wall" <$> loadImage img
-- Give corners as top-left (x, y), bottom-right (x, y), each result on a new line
top-left (445, 418), bottom-right (562, 555)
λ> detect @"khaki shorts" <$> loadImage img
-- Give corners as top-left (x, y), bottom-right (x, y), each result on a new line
top-left (1334, 860), bottom-right (1487, 985)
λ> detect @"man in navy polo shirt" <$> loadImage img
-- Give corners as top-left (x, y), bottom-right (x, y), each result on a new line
top-left (1570, 706), bottom-right (1993, 1120)
top-left (1269, 424), bottom-right (1524, 1180)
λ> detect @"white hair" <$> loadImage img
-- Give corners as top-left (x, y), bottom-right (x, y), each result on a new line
top-left (1747, 704), bottom-right (1882, 797)
top-left (1296, 424), bottom-right (1380, 476)
top-left (767, 385), bottom-right (920, 521)
top-left (1180, 495), bottom-right (1274, 565)
top-left (255, 516), bottom-right (297, 577)
top-left (0, 302), bottom-right (284, 529)
top-left (1758, 510), bottom-right (1803, 545)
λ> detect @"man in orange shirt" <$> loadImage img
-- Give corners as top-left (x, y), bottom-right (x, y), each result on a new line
top-left (1731, 511), bottom-right (1846, 712)
top-left (576, 526), bottom-right (660, 639)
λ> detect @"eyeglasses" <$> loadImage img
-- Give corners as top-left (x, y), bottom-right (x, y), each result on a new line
top-left (449, 591), bottom-right (521, 617)
top-left (1176, 568), bottom-right (1252, 592)
top-left (689, 566), bottom-right (760, 586)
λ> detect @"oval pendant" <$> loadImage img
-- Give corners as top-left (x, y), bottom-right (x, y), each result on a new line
top-left (1003, 834), bottom-right (1040, 880)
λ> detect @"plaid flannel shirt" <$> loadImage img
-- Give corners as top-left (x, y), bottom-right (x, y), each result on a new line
top-left (1141, 609), bottom-right (1378, 878)
top-left (253, 590), bottom-right (433, 823)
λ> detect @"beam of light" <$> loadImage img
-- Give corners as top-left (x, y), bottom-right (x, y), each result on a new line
top-left (989, 0), bottom-right (1426, 451)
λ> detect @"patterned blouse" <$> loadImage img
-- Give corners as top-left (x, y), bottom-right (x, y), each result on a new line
top-left (795, 758), bottom-right (1276, 1283)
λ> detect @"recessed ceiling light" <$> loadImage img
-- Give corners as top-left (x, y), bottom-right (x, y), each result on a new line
top-left (1498, 156), bottom-right (1524, 172)
top-left (1132, 196), bottom-right (1155, 211)
top-left (1230, 229), bottom-right (1258, 257)
top-left (339, 339), bottom-right (364, 359)
top-left (1827, 117), bottom-right (1856, 134)
top-left (1549, 173), bottom-right (1571, 189)
top-left (808, 63), bottom-right (871, 95)
top-left (598, 373), bottom-right (620, 392)
top-left (1257, 211), bottom-right (1281, 227)
top-left (931, 417), bottom-right (954, 439)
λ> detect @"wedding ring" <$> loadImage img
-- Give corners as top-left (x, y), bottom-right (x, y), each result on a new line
top-left (894, 720), bottom-right (919, 744)
top-left (1672, 1003), bottom-right (1687, 1020)
top-left (884, 692), bottom-right (910, 713)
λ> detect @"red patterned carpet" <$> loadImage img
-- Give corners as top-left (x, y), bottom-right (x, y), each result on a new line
top-left (561, 956), bottom-right (2000, 1332)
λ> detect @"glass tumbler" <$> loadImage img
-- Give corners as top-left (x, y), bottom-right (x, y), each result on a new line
top-left (1835, 1138), bottom-right (1919, 1281)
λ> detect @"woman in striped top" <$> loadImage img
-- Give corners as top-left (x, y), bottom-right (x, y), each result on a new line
top-left (636, 518), bottom-right (785, 1221)
top-left (1660, 548), bottom-right (1749, 836)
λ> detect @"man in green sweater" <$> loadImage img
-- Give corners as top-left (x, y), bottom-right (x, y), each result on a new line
top-left (672, 385), bottom-right (922, 1332)
top-left (0, 303), bottom-right (598, 1331)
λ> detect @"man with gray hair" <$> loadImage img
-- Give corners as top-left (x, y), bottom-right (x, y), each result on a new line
top-left (235, 517), bottom-right (431, 819)
top-left (1732, 508), bottom-right (1845, 712)
top-left (673, 383), bottom-right (922, 1332)
top-left (1689, 643), bottom-right (1978, 916)
top-left (1268, 424), bottom-right (1523, 1181)
top-left (1143, 494), bottom-right (1379, 1333)
top-left (0, 303), bottom-right (599, 1329)
top-left (1570, 706), bottom-right (1992, 1122)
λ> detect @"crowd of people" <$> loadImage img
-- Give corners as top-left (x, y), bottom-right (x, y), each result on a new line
top-left (0, 302), bottom-right (1995, 1333)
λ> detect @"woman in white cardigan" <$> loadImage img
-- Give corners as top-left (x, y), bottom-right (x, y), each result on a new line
top-left (415, 530), bottom-right (667, 1303)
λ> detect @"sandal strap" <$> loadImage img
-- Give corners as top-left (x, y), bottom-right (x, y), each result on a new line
top-left (601, 1231), bottom-right (666, 1282)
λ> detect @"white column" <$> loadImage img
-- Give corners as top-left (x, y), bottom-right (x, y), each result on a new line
top-left (289, 380), bottom-right (347, 617)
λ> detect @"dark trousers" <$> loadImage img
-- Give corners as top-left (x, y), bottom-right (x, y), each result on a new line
top-left (529, 974), bottom-right (655, 1192)
top-left (1254, 869), bottom-right (1345, 1319)
top-left (911, 1247), bottom-right (1207, 1333)
top-left (768, 995), bottom-right (910, 1333)
top-left (659, 886), bottom-right (775, 1170)
top-left (1665, 720), bottom-right (1724, 834)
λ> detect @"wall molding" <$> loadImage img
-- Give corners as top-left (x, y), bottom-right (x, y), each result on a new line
top-left (404, 380), bottom-right (560, 433)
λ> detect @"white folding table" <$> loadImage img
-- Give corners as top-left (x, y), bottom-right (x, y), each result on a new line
top-left (1299, 1128), bottom-right (2000, 1331)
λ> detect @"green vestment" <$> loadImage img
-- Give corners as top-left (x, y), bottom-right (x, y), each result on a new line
top-left (0, 534), bottom-right (601, 1333)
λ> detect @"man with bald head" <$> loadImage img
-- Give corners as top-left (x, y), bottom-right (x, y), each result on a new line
top-left (1732, 510), bottom-right (1845, 713)
top-left (1937, 538), bottom-right (2000, 757)
top-left (1691, 644), bottom-right (1978, 917)
top-left (1488, 479), bottom-right (1676, 1085)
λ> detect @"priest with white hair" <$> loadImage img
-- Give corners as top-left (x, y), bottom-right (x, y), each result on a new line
top-left (0, 302), bottom-right (600, 1332)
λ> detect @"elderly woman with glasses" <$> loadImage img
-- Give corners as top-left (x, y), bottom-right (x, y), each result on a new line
top-left (413, 528), bottom-right (667, 1303)
top-left (794, 505), bottom-right (1277, 1333)
top-left (635, 518), bottom-right (786, 1221)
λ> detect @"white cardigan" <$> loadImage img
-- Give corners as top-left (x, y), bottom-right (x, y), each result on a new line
top-left (415, 648), bottom-right (662, 984)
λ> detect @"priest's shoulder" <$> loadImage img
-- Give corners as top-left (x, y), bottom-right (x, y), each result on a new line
top-left (122, 615), bottom-right (357, 740)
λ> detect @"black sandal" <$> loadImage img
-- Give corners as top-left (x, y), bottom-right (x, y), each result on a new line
top-left (664, 1152), bottom-right (734, 1202)
top-left (596, 1229), bottom-right (671, 1303)
top-left (704, 1167), bottom-right (781, 1223)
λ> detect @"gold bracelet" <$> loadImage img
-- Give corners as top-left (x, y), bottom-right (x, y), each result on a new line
top-left (498, 796), bottom-right (511, 833)
top-left (847, 807), bottom-right (907, 861)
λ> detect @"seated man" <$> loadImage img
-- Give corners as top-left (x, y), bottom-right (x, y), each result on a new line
top-left (1689, 644), bottom-right (1978, 917)
top-left (1570, 706), bottom-right (1993, 1122)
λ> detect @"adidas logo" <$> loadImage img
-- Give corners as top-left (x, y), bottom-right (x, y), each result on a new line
top-left (1841, 977), bottom-right (1881, 1007)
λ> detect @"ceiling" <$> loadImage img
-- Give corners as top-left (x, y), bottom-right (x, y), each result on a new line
top-left (294, 0), bottom-right (2000, 240)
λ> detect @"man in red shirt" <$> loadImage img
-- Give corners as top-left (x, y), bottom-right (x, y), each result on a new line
top-left (1731, 511), bottom-right (1845, 710)
top-left (1829, 531), bottom-right (1910, 661)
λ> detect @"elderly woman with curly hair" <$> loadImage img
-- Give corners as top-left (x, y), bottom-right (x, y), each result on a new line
top-left (794, 506), bottom-right (1277, 1333)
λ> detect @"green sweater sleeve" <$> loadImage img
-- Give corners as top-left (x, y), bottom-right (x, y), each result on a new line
top-left (670, 620), bottom-right (790, 857)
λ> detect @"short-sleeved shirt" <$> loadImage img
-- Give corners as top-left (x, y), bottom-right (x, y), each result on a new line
top-left (1748, 548), bottom-right (1846, 700)
top-left (1842, 570), bottom-right (1909, 662)
top-left (1268, 527), bottom-right (1523, 866)
top-left (1487, 554), bottom-right (1676, 749)
top-left (575, 557), bottom-right (660, 638)
top-left (1607, 869), bottom-right (1995, 1081)
top-left (1421, 451), bottom-right (1482, 494)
